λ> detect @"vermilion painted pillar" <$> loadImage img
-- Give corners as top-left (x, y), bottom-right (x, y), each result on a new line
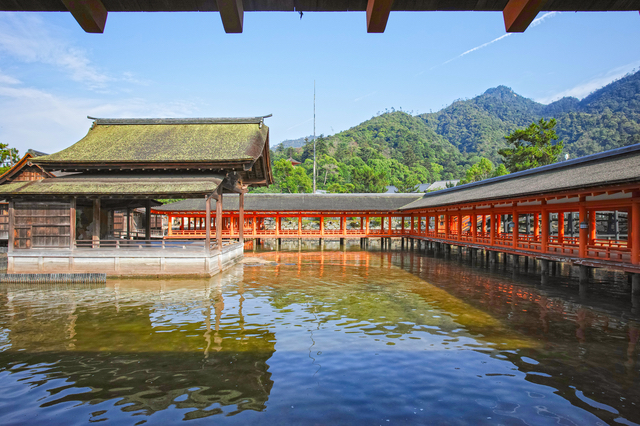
top-left (472, 213), bottom-right (477, 243)
top-left (490, 213), bottom-right (496, 246)
top-left (298, 216), bottom-right (302, 236)
top-left (319, 215), bottom-right (324, 236)
top-left (388, 216), bottom-right (392, 234)
top-left (481, 214), bottom-right (486, 236)
top-left (410, 216), bottom-right (414, 234)
top-left (512, 211), bottom-right (519, 248)
top-left (541, 202), bottom-right (549, 253)
top-left (458, 213), bottom-right (463, 240)
top-left (365, 216), bottom-right (370, 235)
top-left (589, 209), bottom-right (597, 243)
top-left (579, 197), bottom-right (588, 258)
top-left (534, 213), bottom-right (540, 239)
top-left (495, 215), bottom-right (501, 238)
top-left (435, 214), bottom-right (439, 236)
top-left (444, 213), bottom-right (450, 238)
top-left (558, 211), bottom-right (564, 244)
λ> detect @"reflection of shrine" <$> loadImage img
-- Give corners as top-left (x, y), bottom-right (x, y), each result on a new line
top-left (0, 278), bottom-right (275, 419)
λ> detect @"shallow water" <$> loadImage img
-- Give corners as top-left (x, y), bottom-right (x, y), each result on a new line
top-left (0, 248), bottom-right (639, 425)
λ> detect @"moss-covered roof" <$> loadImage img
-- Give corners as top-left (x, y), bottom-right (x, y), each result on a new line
top-left (34, 119), bottom-right (269, 164)
top-left (0, 173), bottom-right (223, 198)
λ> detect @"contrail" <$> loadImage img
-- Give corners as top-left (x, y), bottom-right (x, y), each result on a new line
top-left (424, 12), bottom-right (559, 72)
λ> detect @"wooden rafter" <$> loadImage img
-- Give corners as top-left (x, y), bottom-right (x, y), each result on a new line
top-left (366, 0), bottom-right (394, 33)
top-left (217, 0), bottom-right (244, 33)
top-left (503, 0), bottom-right (547, 32)
top-left (60, 0), bottom-right (108, 33)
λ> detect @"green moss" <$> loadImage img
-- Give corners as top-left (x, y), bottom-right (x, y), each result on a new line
top-left (35, 123), bottom-right (268, 163)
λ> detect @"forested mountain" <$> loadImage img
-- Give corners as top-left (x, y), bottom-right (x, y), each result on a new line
top-left (273, 136), bottom-right (313, 149)
top-left (265, 70), bottom-right (640, 194)
top-left (419, 70), bottom-right (640, 161)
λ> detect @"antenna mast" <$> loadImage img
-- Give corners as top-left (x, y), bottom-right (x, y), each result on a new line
top-left (313, 80), bottom-right (316, 194)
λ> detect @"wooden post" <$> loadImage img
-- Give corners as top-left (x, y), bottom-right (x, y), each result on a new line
top-left (457, 213), bottom-right (463, 240)
top-left (444, 213), bottom-right (450, 238)
top-left (388, 216), bottom-right (392, 235)
top-left (481, 214), bottom-right (486, 236)
top-left (8, 200), bottom-right (14, 254)
top-left (319, 215), bottom-right (324, 236)
top-left (631, 196), bottom-right (639, 265)
top-left (145, 199), bottom-right (151, 241)
top-left (541, 203), bottom-right (549, 253)
top-left (126, 208), bottom-right (131, 239)
top-left (342, 216), bottom-right (347, 235)
top-left (70, 198), bottom-right (76, 250)
top-left (216, 187), bottom-right (223, 250)
top-left (298, 215), bottom-right (302, 237)
top-left (472, 213), bottom-right (477, 243)
top-left (93, 199), bottom-right (100, 248)
top-left (558, 211), bottom-right (565, 244)
top-left (534, 213), bottom-right (539, 239)
top-left (589, 209), bottom-right (597, 243)
top-left (490, 212), bottom-right (495, 246)
top-left (495, 214), bottom-right (501, 239)
top-left (410, 216), bottom-right (414, 234)
top-left (239, 191), bottom-right (245, 244)
top-left (253, 215), bottom-right (257, 237)
top-left (168, 215), bottom-right (173, 237)
top-left (434, 214), bottom-right (439, 236)
top-left (512, 211), bottom-right (519, 248)
top-left (365, 216), bottom-right (369, 236)
top-left (579, 196), bottom-right (588, 258)
top-left (205, 195), bottom-right (211, 255)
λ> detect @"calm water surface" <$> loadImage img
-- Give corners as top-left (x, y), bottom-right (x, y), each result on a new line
top-left (0, 248), bottom-right (639, 425)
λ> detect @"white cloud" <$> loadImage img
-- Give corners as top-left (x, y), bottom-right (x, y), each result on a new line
top-left (537, 61), bottom-right (640, 104)
top-left (0, 71), bottom-right (21, 85)
top-left (0, 83), bottom-right (200, 155)
top-left (0, 13), bottom-right (113, 90)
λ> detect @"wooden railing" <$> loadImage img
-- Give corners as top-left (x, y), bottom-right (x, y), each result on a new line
top-left (73, 239), bottom-right (237, 251)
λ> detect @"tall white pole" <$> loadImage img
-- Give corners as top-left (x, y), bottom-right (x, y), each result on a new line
top-left (313, 80), bottom-right (316, 194)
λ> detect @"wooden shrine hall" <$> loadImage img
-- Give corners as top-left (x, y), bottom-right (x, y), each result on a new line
top-left (155, 144), bottom-right (640, 289)
top-left (0, 116), bottom-right (273, 277)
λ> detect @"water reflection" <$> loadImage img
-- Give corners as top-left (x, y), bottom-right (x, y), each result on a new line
top-left (0, 248), bottom-right (638, 425)
top-left (0, 271), bottom-right (275, 421)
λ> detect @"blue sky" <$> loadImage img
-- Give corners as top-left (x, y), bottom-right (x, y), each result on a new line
top-left (0, 10), bottom-right (639, 155)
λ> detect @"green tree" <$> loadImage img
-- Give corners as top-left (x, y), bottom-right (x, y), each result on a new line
top-left (459, 158), bottom-right (510, 184)
top-left (499, 118), bottom-right (564, 172)
top-left (0, 143), bottom-right (19, 174)
top-left (273, 159), bottom-right (313, 193)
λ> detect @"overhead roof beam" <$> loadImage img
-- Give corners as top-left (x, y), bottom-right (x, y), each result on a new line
top-left (503, 0), bottom-right (546, 32)
top-left (367, 0), bottom-right (394, 33)
top-left (60, 0), bottom-right (107, 33)
top-left (217, 0), bottom-right (244, 33)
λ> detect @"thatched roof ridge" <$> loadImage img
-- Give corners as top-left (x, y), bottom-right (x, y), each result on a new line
top-left (155, 193), bottom-right (423, 213)
top-left (87, 116), bottom-right (272, 125)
